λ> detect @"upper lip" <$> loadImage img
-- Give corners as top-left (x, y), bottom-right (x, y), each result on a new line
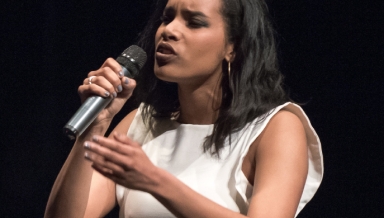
top-left (156, 42), bottom-right (176, 55)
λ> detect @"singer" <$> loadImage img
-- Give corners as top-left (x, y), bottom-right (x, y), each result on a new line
top-left (45, 0), bottom-right (323, 217)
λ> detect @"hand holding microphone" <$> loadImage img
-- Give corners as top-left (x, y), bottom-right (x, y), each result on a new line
top-left (64, 45), bottom-right (147, 139)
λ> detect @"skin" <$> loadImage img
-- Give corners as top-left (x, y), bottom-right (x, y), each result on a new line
top-left (154, 0), bottom-right (234, 124)
top-left (45, 0), bottom-right (308, 217)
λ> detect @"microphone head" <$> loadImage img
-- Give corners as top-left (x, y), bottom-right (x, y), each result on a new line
top-left (116, 45), bottom-right (147, 78)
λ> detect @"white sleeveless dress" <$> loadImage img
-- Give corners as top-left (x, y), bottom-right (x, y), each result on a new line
top-left (116, 102), bottom-right (323, 217)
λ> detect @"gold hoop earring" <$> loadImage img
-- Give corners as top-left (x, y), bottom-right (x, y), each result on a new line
top-left (228, 61), bottom-right (231, 75)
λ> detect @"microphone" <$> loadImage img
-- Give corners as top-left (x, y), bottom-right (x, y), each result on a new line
top-left (63, 45), bottom-right (147, 140)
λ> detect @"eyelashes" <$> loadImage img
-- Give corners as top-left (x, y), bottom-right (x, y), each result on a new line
top-left (160, 15), bottom-right (171, 24)
top-left (187, 19), bottom-right (208, 28)
top-left (160, 15), bottom-right (208, 29)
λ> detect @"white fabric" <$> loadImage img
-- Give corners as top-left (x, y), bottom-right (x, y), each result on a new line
top-left (116, 102), bottom-right (323, 217)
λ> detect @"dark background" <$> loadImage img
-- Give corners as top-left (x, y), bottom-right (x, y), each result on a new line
top-left (1, 0), bottom-right (383, 217)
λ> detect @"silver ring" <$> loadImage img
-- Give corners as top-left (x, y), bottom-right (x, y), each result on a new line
top-left (88, 76), bottom-right (96, 85)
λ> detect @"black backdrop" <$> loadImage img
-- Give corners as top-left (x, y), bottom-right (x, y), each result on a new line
top-left (1, 0), bottom-right (383, 217)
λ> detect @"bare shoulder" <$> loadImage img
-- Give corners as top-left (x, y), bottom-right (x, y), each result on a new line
top-left (267, 109), bottom-right (304, 132)
top-left (247, 109), bottom-right (308, 217)
top-left (257, 109), bottom-right (306, 150)
top-left (247, 109), bottom-right (308, 172)
top-left (254, 109), bottom-right (307, 165)
top-left (109, 108), bottom-right (139, 137)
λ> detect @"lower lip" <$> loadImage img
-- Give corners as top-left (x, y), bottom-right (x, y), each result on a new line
top-left (155, 52), bottom-right (176, 65)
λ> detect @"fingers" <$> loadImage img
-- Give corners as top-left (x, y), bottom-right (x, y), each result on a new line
top-left (100, 57), bottom-right (123, 74)
top-left (95, 58), bottom-right (136, 94)
top-left (120, 76), bottom-right (136, 96)
top-left (83, 136), bottom-right (136, 171)
top-left (87, 67), bottom-right (122, 94)
top-left (84, 143), bottom-right (131, 174)
top-left (78, 58), bottom-right (137, 101)
top-left (79, 78), bottom-right (113, 101)
top-left (90, 157), bottom-right (122, 176)
top-left (84, 134), bottom-right (159, 191)
top-left (92, 134), bottom-right (135, 155)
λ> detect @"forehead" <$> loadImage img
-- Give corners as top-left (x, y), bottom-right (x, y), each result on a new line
top-left (165, 0), bottom-right (222, 16)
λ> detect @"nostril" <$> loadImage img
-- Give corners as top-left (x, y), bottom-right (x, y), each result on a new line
top-left (161, 24), bottom-right (180, 41)
top-left (161, 31), bottom-right (168, 40)
top-left (168, 35), bottom-right (177, 41)
top-left (161, 32), bottom-right (178, 41)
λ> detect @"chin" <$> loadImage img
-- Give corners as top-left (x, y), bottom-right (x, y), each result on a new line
top-left (154, 70), bottom-right (178, 83)
top-left (154, 65), bottom-right (180, 83)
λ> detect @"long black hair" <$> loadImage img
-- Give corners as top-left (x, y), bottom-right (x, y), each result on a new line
top-left (134, 0), bottom-right (289, 156)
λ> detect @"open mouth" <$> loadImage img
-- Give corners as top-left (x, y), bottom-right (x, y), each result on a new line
top-left (156, 42), bottom-right (177, 65)
top-left (156, 42), bottom-right (176, 55)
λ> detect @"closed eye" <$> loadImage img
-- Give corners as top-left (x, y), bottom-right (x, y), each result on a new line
top-left (187, 18), bottom-right (208, 28)
top-left (160, 15), bottom-right (173, 24)
top-left (184, 10), bottom-right (209, 29)
top-left (160, 7), bottom-right (209, 29)
top-left (161, 7), bottom-right (176, 25)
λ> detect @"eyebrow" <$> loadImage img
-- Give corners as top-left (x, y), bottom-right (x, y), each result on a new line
top-left (163, 7), bottom-right (175, 15)
top-left (163, 6), bottom-right (208, 19)
top-left (182, 10), bottom-right (208, 18)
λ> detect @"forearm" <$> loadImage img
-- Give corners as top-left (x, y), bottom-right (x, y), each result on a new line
top-left (150, 168), bottom-right (248, 218)
top-left (44, 122), bottom-right (110, 218)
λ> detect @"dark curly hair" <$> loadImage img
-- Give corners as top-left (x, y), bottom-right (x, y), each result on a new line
top-left (134, 0), bottom-right (289, 156)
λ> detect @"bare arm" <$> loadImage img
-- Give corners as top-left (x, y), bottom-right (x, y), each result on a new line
top-left (84, 110), bottom-right (308, 218)
top-left (44, 58), bottom-right (136, 218)
top-left (84, 110), bottom-right (137, 217)
top-left (247, 110), bottom-right (308, 217)
top-left (44, 122), bottom-right (110, 218)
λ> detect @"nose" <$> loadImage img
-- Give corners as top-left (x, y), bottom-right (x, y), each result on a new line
top-left (160, 19), bottom-right (181, 41)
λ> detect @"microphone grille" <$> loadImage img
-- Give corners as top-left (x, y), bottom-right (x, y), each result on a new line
top-left (116, 45), bottom-right (147, 78)
top-left (120, 45), bottom-right (147, 69)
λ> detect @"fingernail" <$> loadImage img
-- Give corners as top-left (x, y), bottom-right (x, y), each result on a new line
top-left (124, 78), bottom-right (129, 85)
top-left (117, 85), bottom-right (122, 92)
top-left (92, 135), bottom-right (98, 142)
top-left (111, 92), bottom-right (117, 98)
top-left (85, 152), bottom-right (91, 160)
top-left (84, 142), bottom-right (91, 149)
top-left (104, 91), bottom-right (110, 97)
top-left (119, 70), bottom-right (124, 77)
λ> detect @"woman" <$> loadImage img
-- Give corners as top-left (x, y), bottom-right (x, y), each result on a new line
top-left (45, 0), bottom-right (323, 217)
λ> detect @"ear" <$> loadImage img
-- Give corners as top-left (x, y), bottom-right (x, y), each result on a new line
top-left (224, 43), bottom-right (235, 62)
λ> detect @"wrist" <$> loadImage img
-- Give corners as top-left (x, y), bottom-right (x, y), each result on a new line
top-left (148, 168), bottom-right (177, 199)
top-left (76, 119), bottom-right (112, 142)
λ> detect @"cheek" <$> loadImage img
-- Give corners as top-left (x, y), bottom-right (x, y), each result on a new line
top-left (190, 33), bottom-right (226, 62)
top-left (154, 26), bottom-right (163, 45)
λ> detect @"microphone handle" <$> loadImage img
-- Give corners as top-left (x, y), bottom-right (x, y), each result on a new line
top-left (63, 66), bottom-right (132, 140)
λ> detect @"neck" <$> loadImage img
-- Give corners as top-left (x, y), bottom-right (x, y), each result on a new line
top-left (177, 80), bottom-right (222, 125)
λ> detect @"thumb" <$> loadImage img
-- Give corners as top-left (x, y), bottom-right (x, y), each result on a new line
top-left (120, 77), bottom-right (136, 95)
